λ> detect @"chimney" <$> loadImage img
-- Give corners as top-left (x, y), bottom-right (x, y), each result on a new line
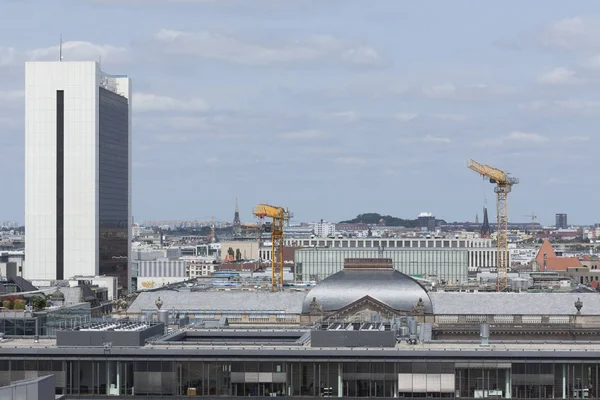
top-left (480, 323), bottom-right (490, 347)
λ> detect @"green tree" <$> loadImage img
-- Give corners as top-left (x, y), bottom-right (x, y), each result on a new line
top-left (31, 295), bottom-right (49, 311)
top-left (235, 248), bottom-right (242, 261)
top-left (227, 247), bottom-right (234, 257)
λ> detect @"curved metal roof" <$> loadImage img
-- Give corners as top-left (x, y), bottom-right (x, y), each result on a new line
top-left (301, 269), bottom-right (432, 313)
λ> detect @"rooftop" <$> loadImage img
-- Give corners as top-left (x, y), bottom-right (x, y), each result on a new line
top-left (127, 289), bottom-right (307, 314)
top-left (430, 292), bottom-right (600, 315)
top-left (302, 267), bottom-right (432, 314)
top-left (5, 330), bottom-right (600, 356)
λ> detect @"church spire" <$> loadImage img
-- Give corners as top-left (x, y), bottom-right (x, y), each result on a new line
top-left (481, 204), bottom-right (491, 238)
top-left (233, 198), bottom-right (241, 236)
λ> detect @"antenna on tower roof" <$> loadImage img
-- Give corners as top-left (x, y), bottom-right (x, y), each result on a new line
top-left (59, 34), bottom-right (63, 62)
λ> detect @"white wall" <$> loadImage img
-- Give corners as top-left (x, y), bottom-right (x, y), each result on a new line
top-left (25, 61), bottom-right (101, 280)
top-left (24, 62), bottom-right (131, 282)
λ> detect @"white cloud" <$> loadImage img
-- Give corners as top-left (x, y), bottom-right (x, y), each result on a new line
top-left (582, 54), bottom-right (600, 70)
top-left (519, 99), bottom-right (600, 116)
top-left (168, 116), bottom-right (211, 130)
top-left (0, 41), bottom-right (129, 67)
top-left (334, 157), bottom-right (367, 166)
top-left (433, 113), bottom-right (469, 122)
top-left (398, 135), bottom-right (451, 144)
top-left (421, 82), bottom-right (516, 101)
top-left (394, 113), bottom-right (419, 122)
top-left (135, 93), bottom-right (209, 112)
top-left (476, 131), bottom-right (548, 147)
top-left (538, 17), bottom-right (600, 52)
top-left (148, 29), bottom-right (383, 67)
top-left (0, 48), bottom-right (17, 67)
top-left (422, 83), bottom-right (456, 98)
top-left (423, 135), bottom-right (451, 143)
top-left (545, 177), bottom-right (569, 185)
top-left (154, 133), bottom-right (192, 143)
top-left (537, 67), bottom-right (581, 85)
top-left (279, 129), bottom-right (325, 140)
top-left (562, 135), bottom-right (589, 143)
top-left (205, 157), bottom-right (219, 165)
top-left (340, 46), bottom-right (383, 66)
top-left (394, 113), bottom-right (468, 123)
top-left (314, 111), bottom-right (357, 123)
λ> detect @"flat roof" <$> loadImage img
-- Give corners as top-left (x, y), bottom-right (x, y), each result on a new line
top-left (3, 329), bottom-right (600, 359)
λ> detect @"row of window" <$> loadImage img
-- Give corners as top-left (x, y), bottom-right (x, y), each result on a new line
top-left (0, 359), bottom-right (598, 398)
top-left (287, 239), bottom-right (493, 249)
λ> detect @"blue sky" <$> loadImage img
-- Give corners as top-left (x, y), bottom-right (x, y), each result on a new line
top-left (1, 0), bottom-right (600, 225)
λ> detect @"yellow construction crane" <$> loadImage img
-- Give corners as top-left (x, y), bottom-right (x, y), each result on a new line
top-left (241, 223), bottom-right (262, 272)
top-left (252, 204), bottom-right (291, 290)
top-left (467, 159), bottom-right (519, 292)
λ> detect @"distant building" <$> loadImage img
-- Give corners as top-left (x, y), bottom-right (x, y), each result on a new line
top-left (417, 212), bottom-right (436, 232)
top-left (294, 247), bottom-right (469, 283)
top-left (535, 239), bottom-right (581, 271)
top-left (555, 213), bottom-right (568, 229)
top-left (310, 220), bottom-right (336, 238)
top-left (285, 237), bottom-right (502, 273)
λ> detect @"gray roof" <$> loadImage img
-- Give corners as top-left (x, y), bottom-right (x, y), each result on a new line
top-left (40, 287), bottom-right (82, 306)
top-left (11, 276), bottom-right (38, 292)
top-left (127, 290), bottom-right (307, 314)
top-left (302, 269), bottom-right (432, 313)
top-left (430, 292), bottom-right (600, 315)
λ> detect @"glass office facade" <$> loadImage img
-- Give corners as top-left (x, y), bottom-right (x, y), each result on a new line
top-left (295, 248), bottom-right (469, 283)
top-left (1, 356), bottom-right (599, 398)
top-left (98, 88), bottom-right (129, 289)
top-left (0, 304), bottom-right (91, 336)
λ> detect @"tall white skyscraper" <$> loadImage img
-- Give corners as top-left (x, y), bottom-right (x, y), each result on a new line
top-left (24, 61), bottom-right (132, 288)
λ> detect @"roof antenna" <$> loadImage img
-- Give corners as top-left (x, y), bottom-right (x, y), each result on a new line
top-left (59, 34), bottom-right (63, 62)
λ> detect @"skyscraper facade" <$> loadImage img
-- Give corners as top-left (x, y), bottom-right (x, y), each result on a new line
top-left (24, 61), bottom-right (131, 288)
top-left (555, 213), bottom-right (568, 229)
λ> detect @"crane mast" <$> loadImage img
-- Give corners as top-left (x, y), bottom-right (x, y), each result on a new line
top-left (467, 160), bottom-right (519, 292)
top-left (253, 204), bottom-right (291, 290)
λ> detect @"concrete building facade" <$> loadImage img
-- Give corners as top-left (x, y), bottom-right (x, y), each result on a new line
top-left (285, 237), bottom-right (501, 272)
top-left (24, 61), bottom-right (131, 288)
top-left (310, 220), bottom-right (336, 237)
top-left (294, 248), bottom-right (469, 283)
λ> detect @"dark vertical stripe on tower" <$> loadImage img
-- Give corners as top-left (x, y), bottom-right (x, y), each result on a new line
top-left (56, 90), bottom-right (64, 280)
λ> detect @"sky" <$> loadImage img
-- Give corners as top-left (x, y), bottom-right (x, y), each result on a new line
top-left (1, 0), bottom-right (600, 226)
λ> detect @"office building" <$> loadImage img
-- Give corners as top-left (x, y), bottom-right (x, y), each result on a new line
top-left (294, 248), bottom-right (469, 283)
top-left (24, 61), bottom-right (132, 288)
top-left (417, 212), bottom-right (436, 231)
top-left (285, 237), bottom-right (502, 272)
top-left (555, 213), bottom-right (568, 229)
top-left (310, 220), bottom-right (336, 238)
top-left (3, 262), bottom-right (600, 398)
